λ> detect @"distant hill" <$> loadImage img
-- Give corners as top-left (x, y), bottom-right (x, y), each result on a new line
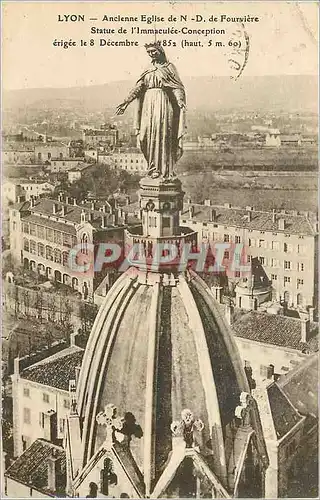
top-left (3, 75), bottom-right (317, 112)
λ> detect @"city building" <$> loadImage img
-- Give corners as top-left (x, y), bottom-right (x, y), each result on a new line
top-left (231, 309), bottom-right (318, 385)
top-left (9, 196), bottom-right (130, 300)
top-left (265, 129), bottom-right (281, 147)
top-left (46, 158), bottom-right (82, 173)
top-left (5, 439), bottom-right (66, 498)
top-left (3, 179), bottom-right (55, 203)
top-left (253, 353), bottom-right (318, 498)
top-left (83, 125), bottom-right (118, 148)
top-left (67, 163), bottom-right (91, 183)
top-left (35, 142), bottom-right (70, 163)
top-left (3, 143), bottom-right (35, 164)
top-left (179, 202), bottom-right (318, 309)
top-left (280, 134), bottom-right (302, 147)
top-left (111, 148), bottom-right (148, 173)
top-left (11, 340), bottom-right (84, 457)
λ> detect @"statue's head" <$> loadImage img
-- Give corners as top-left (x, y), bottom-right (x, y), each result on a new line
top-left (145, 41), bottom-right (167, 63)
top-left (181, 408), bottom-right (194, 427)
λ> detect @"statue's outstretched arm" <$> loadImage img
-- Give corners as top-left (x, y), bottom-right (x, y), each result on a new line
top-left (124, 79), bottom-right (145, 105)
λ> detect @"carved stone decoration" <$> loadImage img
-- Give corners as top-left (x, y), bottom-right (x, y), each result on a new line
top-left (96, 404), bottom-right (125, 446)
top-left (235, 392), bottom-right (252, 427)
top-left (171, 409), bottom-right (204, 449)
top-left (69, 379), bottom-right (78, 415)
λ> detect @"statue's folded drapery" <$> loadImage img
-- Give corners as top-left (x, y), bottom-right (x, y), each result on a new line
top-left (125, 62), bottom-right (186, 178)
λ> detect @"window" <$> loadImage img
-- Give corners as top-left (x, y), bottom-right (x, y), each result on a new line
top-left (39, 412), bottom-right (45, 428)
top-left (23, 408), bottom-right (31, 424)
top-left (46, 246), bottom-right (53, 261)
top-left (248, 239), bottom-right (252, 247)
top-left (30, 223), bottom-right (36, 236)
top-left (271, 274), bottom-right (277, 281)
top-left (54, 248), bottom-right (61, 263)
top-left (223, 234), bottom-right (230, 243)
top-left (149, 216), bottom-right (157, 228)
top-left (23, 387), bottom-right (30, 398)
top-left (37, 225), bottom-right (45, 239)
top-left (224, 251), bottom-right (230, 259)
top-left (271, 258), bottom-right (278, 268)
top-left (59, 418), bottom-right (65, 434)
top-left (23, 238), bottom-right (30, 252)
top-left (46, 228), bottom-right (54, 242)
top-left (298, 263), bottom-right (304, 271)
top-left (247, 255), bottom-right (251, 263)
top-left (284, 276), bottom-right (291, 285)
top-left (64, 399), bottom-right (70, 409)
top-left (162, 217), bottom-right (170, 228)
top-left (235, 271), bottom-right (240, 278)
top-left (235, 235), bottom-right (241, 244)
top-left (297, 279), bottom-right (304, 288)
top-left (272, 241), bottom-right (279, 250)
top-left (43, 393), bottom-right (50, 403)
top-left (259, 257), bottom-right (265, 265)
top-left (284, 243), bottom-right (288, 253)
top-left (37, 243), bottom-right (45, 257)
top-left (284, 261), bottom-right (291, 270)
top-left (258, 239), bottom-right (265, 248)
top-left (30, 240), bottom-right (36, 254)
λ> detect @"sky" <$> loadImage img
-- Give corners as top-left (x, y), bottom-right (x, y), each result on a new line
top-left (2, 1), bottom-right (318, 90)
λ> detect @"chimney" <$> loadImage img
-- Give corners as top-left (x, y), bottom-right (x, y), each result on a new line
top-left (58, 193), bottom-right (64, 202)
top-left (80, 209), bottom-right (86, 224)
top-left (101, 215), bottom-right (108, 229)
top-left (278, 218), bottom-right (285, 230)
top-left (246, 206), bottom-right (254, 211)
top-left (247, 210), bottom-right (252, 222)
top-left (224, 203), bottom-right (232, 209)
top-left (61, 205), bottom-right (67, 217)
top-left (225, 303), bottom-right (234, 325)
top-left (126, 196), bottom-right (130, 205)
top-left (272, 209), bottom-right (276, 223)
top-left (91, 201), bottom-right (95, 211)
top-left (30, 196), bottom-right (36, 208)
top-left (14, 357), bottom-right (20, 376)
top-left (309, 307), bottom-right (315, 322)
top-left (44, 409), bottom-right (57, 443)
top-left (47, 447), bottom-right (61, 492)
top-left (212, 285), bottom-right (223, 303)
top-left (75, 366), bottom-right (81, 386)
top-left (88, 212), bottom-right (94, 222)
top-left (111, 213), bottom-right (116, 226)
top-left (17, 195), bottom-right (26, 203)
top-left (65, 196), bottom-right (70, 205)
top-left (189, 205), bottom-right (194, 219)
top-left (73, 198), bottom-right (77, 206)
top-left (52, 203), bottom-right (59, 215)
top-left (209, 208), bottom-right (216, 222)
top-left (301, 318), bottom-right (311, 343)
top-left (204, 199), bottom-right (211, 206)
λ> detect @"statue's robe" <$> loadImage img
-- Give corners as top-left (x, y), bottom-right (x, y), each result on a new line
top-left (125, 62), bottom-right (186, 177)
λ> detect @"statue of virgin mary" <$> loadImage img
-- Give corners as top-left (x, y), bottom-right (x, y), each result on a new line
top-left (116, 42), bottom-right (186, 179)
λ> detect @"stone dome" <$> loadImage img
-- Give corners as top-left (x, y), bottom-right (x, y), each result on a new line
top-left (76, 267), bottom-right (250, 494)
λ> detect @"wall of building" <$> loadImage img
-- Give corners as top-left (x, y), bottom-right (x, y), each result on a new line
top-left (234, 336), bottom-right (309, 383)
top-left (12, 373), bottom-right (71, 457)
top-left (180, 214), bottom-right (316, 308)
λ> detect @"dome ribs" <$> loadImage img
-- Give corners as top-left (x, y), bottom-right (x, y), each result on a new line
top-left (176, 274), bottom-right (228, 484)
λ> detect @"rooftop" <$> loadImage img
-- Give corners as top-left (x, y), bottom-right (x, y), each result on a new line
top-left (180, 203), bottom-right (316, 236)
top-left (232, 311), bottom-right (318, 352)
top-left (267, 383), bottom-right (303, 439)
top-left (21, 347), bottom-right (84, 391)
top-left (278, 353), bottom-right (318, 418)
top-left (5, 439), bottom-right (66, 496)
top-left (13, 198), bottom-right (122, 230)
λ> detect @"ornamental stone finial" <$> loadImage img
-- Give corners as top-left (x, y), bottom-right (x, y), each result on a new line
top-left (235, 391), bottom-right (252, 427)
top-left (171, 408), bottom-right (204, 448)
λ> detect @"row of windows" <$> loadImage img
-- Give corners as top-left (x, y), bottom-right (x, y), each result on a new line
top-left (22, 222), bottom-right (76, 248)
top-left (270, 275), bottom-right (304, 287)
top-left (201, 231), bottom-right (309, 254)
top-left (23, 388), bottom-right (70, 407)
top-left (23, 239), bottom-right (70, 264)
top-left (114, 158), bottom-right (144, 163)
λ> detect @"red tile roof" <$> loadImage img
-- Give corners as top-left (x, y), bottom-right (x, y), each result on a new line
top-left (5, 439), bottom-right (66, 496)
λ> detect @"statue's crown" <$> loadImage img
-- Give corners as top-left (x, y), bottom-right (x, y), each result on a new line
top-left (144, 41), bottom-right (162, 50)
